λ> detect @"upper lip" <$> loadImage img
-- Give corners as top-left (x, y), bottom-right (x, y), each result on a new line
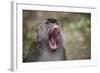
top-left (49, 25), bottom-right (59, 33)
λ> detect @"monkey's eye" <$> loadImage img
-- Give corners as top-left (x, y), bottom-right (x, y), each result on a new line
top-left (45, 21), bottom-right (59, 25)
top-left (56, 22), bottom-right (59, 25)
top-left (45, 21), bottom-right (51, 24)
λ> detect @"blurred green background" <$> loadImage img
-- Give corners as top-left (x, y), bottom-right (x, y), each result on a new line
top-left (23, 10), bottom-right (91, 60)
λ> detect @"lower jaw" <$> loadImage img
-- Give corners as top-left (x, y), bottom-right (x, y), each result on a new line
top-left (48, 47), bottom-right (57, 52)
top-left (49, 40), bottom-right (58, 49)
top-left (48, 44), bottom-right (58, 53)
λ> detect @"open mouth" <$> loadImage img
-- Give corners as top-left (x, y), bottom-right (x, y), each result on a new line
top-left (48, 25), bottom-right (60, 50)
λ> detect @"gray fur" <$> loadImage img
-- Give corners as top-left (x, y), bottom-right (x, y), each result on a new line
top-left (23, 18), bottom-right (66, 62)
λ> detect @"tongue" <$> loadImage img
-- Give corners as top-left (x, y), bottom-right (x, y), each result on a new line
top-left (49, 40), bottom-right (57, 49)
top-left (49, 36), bottom-right (58, 49)
top-left (51, 38), bottom-right (55, 44)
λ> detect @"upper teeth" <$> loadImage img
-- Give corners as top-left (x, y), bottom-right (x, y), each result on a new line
top-left (51, 25), bottom-right (59, 31)
top-left (52, 25), bottom-right (59, 29)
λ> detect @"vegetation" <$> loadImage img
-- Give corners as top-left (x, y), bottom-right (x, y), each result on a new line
top-left (23, 10), bottom-right (91, 60)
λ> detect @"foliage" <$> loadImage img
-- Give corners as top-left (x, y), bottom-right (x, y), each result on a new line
top-left (23, 11), bottom-right (91, 60)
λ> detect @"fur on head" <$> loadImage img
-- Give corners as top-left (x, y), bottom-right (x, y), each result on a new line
top-left (34, 18), bottom-right (64, 52)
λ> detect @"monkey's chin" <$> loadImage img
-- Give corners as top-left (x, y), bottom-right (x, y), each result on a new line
top-left (49, 40), bottom-right (57, 49)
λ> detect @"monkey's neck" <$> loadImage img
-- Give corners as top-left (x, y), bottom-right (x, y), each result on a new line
top-left (37, 46), bottom-right (64, 61)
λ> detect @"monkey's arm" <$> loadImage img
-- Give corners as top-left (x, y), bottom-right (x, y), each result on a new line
top-left (23, 41), bottom-right (40, 62)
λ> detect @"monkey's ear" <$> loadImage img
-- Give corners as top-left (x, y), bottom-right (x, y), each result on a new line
top-left (35, 28), bottom-right (38, 32)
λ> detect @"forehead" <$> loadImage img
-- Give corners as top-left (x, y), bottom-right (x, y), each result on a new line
top-left (46, 19), bottom-right (58, 23)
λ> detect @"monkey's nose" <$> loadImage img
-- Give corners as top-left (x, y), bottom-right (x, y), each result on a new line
top-left (53, 28), bottom-right (60, 35)
top-left (52, 25), bottom-right (59, 29)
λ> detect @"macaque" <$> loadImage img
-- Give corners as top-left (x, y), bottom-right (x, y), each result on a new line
top-left (23, 18), bottom-right (66, 62)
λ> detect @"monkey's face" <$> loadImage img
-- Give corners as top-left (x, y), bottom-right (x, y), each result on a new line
top-left (37, 19), bottom-right (63, 52)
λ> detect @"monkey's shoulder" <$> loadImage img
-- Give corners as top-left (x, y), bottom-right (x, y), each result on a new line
top-left (23, 41), bottom-right (41, 62)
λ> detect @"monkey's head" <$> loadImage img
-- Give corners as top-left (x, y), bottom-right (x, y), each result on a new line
top-left (35, 18), bottom-right (64, 52)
